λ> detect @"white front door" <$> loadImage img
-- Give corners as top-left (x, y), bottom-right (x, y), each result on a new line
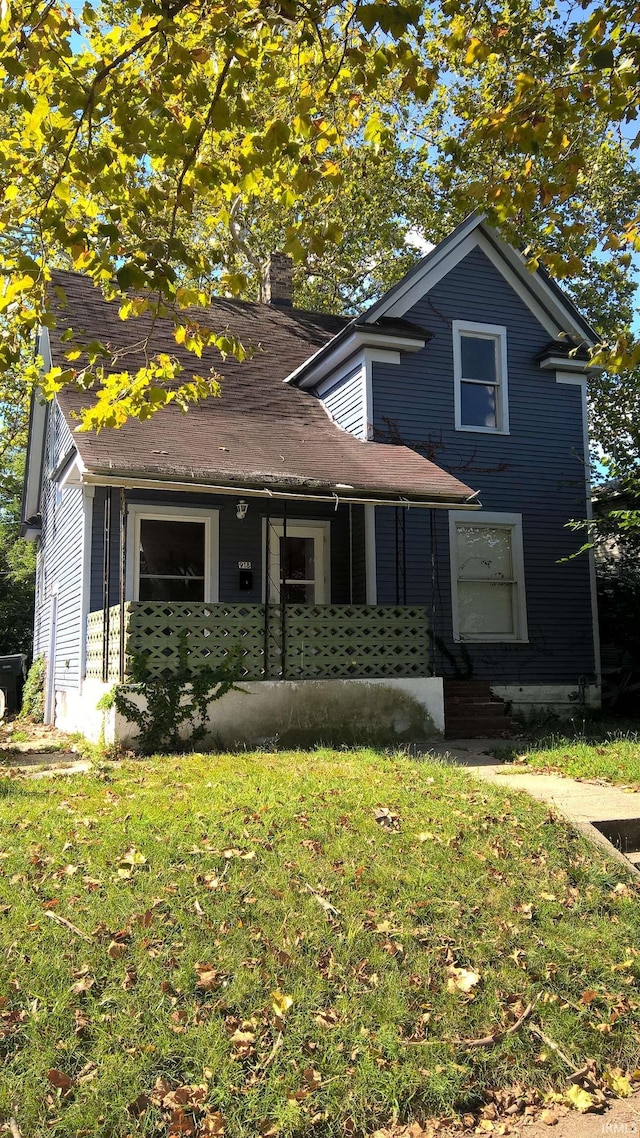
top-left (267, 523), bottom-right (328, 603)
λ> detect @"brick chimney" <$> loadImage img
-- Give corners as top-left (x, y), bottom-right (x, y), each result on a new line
top-left (260, 252), bottom-right (293, 306)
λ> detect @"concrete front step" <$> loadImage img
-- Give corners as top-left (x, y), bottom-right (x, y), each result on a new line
top-left (446, 719), bottom-right (514, 739)
top-left (444, 696), bottom-right (507, 711)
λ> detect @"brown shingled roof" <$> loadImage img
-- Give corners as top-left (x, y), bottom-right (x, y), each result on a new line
top-left (50, 270), bottom-right (478, 507)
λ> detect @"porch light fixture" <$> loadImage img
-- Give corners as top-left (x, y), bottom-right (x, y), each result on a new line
top-left (236, 499), bottom-right (248, 521)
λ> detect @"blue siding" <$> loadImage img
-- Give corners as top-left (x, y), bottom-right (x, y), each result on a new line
top-left (90, 489), bottom-right (367, 610)
top-left (371, 245), bottom-right (596, 684)
top-left (34, 401), bottom-right (85, 690)
top-left (315, 366), bottom-right (365, 438)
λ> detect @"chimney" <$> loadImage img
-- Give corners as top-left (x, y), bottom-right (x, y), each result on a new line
top-left (260, 252), bottom-right (293, 307)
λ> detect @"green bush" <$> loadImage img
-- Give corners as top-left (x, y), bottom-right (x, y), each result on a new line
top-left (19, 655), bottom-right (46, 722)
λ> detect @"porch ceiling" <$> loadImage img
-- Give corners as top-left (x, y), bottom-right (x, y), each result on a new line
top-left (51, 270), bottom-right (478, 508)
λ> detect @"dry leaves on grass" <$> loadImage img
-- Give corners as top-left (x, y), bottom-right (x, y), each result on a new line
top-left (374, 807), bottom-right (401, 832)
top-left (130, 1078), bottom-right (224, 1136)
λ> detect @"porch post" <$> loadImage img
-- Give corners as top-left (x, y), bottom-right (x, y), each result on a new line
top-left (364, 504), bottom-right (377, 604)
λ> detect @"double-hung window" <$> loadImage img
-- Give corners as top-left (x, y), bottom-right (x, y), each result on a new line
top-left (449, 511), bottom-right (527, 642)
top-left (453, 321), bottom-right (509, 433)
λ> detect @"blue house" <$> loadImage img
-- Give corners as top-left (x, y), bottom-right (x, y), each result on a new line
top-left (22, 214), bottom-right (601, 745)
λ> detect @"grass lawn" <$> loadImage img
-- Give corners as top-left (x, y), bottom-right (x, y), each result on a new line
top-left (495, 731), bottom-right (640, 788)
top-left (1, 749), bottom-right (640, 1137)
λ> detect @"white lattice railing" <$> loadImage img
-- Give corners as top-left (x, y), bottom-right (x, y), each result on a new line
top-left (86, 602), bottom-right (431, 682)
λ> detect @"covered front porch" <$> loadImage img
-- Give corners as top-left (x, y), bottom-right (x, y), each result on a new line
top-left (66, 484), bottom-right (453, 746)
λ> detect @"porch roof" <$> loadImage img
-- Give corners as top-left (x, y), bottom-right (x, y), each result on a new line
top-left (51, 271), bottom-right (478, 508)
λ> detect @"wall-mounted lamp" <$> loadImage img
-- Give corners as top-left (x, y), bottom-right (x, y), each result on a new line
top-left (236, 499), bottom-right (248, 521)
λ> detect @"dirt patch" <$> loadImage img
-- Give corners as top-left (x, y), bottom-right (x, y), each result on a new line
top-left (0, 717), bottom-right (75, 759)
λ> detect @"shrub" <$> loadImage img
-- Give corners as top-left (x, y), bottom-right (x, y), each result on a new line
top-left (19, 655), bottom-right (46, 722)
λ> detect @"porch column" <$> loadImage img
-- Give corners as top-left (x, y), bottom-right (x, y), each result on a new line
top-left (364, 504), bottom-right (377, 604)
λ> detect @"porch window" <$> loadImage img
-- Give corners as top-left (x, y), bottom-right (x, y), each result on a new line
top-left (139, 519), bottom-right (206, 601)
top-left (127, 506), bottom-right (219, 603)
top-left (453, 321), bottom-right (509, 433)
top-left (449, 511), bottom-right (527, 642)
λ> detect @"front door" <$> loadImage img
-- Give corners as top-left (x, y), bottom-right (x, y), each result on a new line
top-left (267, 523), bottom-right (328, 603)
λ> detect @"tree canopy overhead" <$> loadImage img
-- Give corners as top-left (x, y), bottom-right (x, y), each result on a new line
top-left (0, 0), bottom-right (639, 451)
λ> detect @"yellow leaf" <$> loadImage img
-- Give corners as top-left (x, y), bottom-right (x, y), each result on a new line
top-left (272, 990), bottom-right (293, 1017)
top-left (602, 1067), bottom-right (632, 1097)
top-left (565, 1084), bottom-right (597, 1113)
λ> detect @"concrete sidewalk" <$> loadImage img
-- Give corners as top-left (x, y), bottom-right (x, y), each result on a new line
top-left (427, 739), bottom-right (640, 875)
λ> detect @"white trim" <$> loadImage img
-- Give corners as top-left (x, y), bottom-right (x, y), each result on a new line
top-left (364, 505), bottom-right (377, 603)
top-left (452, 320), bottom-right (510, 435)
top-left (125, 503), bottom-right (219, 603)
top-left (22, 392), bottom-right (48, 523)
top-left (540, 356), bottom-right (600, 373)
top-left (284, 328), bottom-right (425, 390)
top-left (362, 215), bottom-right (595, 346)
top-left (555, 371), bottom-right (588, 388)
top-left (555, 371), bottom-right (601, 686)
top-left (478, 226), bottom-right (595, 344)
top-left (449, 510), bottom-right (528, 643)
top-left (264, 520), bottom-right (330, 603)
top-left (372, 232), bottom-right (481, 322)
top-left (78, 485), bottom-right (95, 688)
top-left (475, 231), bottom-right (562, 340)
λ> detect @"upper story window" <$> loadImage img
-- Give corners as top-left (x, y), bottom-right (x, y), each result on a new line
top-left (452, 321), bottom-right (509, 434)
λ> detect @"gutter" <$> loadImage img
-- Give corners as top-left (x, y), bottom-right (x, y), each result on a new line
top-left (79, 470), bottom-right (481, 511)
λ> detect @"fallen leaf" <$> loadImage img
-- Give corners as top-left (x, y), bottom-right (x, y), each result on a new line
top-left (374, 807), bottom-right (401, 831)
top-left (446, 965), bottom-right (481, 995)
top-left (47, 1068), bottom-right (72, 1091)
top-left (195, 963), bottom-right (223, 992)
top-left (116, 847), bottom-right (147, 878)
top-left (540, 1109), bottom-right (559, 1126)
top-left (272, 990), bottom-right (293, 1017)
top-left (107, 940), bottom-right (127, 960)
top-left (565, 1084), bottom-right (598, 1113)
top-left (602, 1066), bottom-right (632, 1097)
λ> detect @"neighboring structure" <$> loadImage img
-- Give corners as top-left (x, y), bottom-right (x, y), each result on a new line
top-left (22, 213), bottom-right (601, 745)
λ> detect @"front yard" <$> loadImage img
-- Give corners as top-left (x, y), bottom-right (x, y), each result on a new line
top-left (1, 749), bottom-right (639, 1137)
top-left (496, 729), bottom-right (640, 788)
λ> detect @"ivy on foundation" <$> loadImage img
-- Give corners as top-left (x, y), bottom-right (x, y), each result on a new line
top-left (108, 635), bottom-right (243, 755)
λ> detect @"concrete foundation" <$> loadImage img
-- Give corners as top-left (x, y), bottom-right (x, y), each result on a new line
top-left (56, 677), bottom-right (444, 750)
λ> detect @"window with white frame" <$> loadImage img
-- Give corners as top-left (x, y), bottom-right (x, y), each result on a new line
top-left (453, 321), bottom-right (509, 433)
top-left (126, 506), bottom-right (219, 603)
top-left (449, 512), bottom-right (527, 642)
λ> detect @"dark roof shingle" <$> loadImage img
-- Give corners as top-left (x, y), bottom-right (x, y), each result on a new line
top-left (50, 270), bottom-right (477, 506)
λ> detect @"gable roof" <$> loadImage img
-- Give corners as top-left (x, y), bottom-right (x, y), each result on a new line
top-left (285, 213), bottom-right (598, 389)
top-left (361, 212), bottom-right (597, 341)
top-left (43, 271), bottom-right (478, 509)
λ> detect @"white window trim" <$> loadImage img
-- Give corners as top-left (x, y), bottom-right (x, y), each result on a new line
top-left (452, 320), bottom-right (510, 435)
top-left (261, 518), bottom-right (331, 603)
top-left (449, 510), bottom-right (528, 643)
top-left (125, 504), bottom-right (219, 603)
